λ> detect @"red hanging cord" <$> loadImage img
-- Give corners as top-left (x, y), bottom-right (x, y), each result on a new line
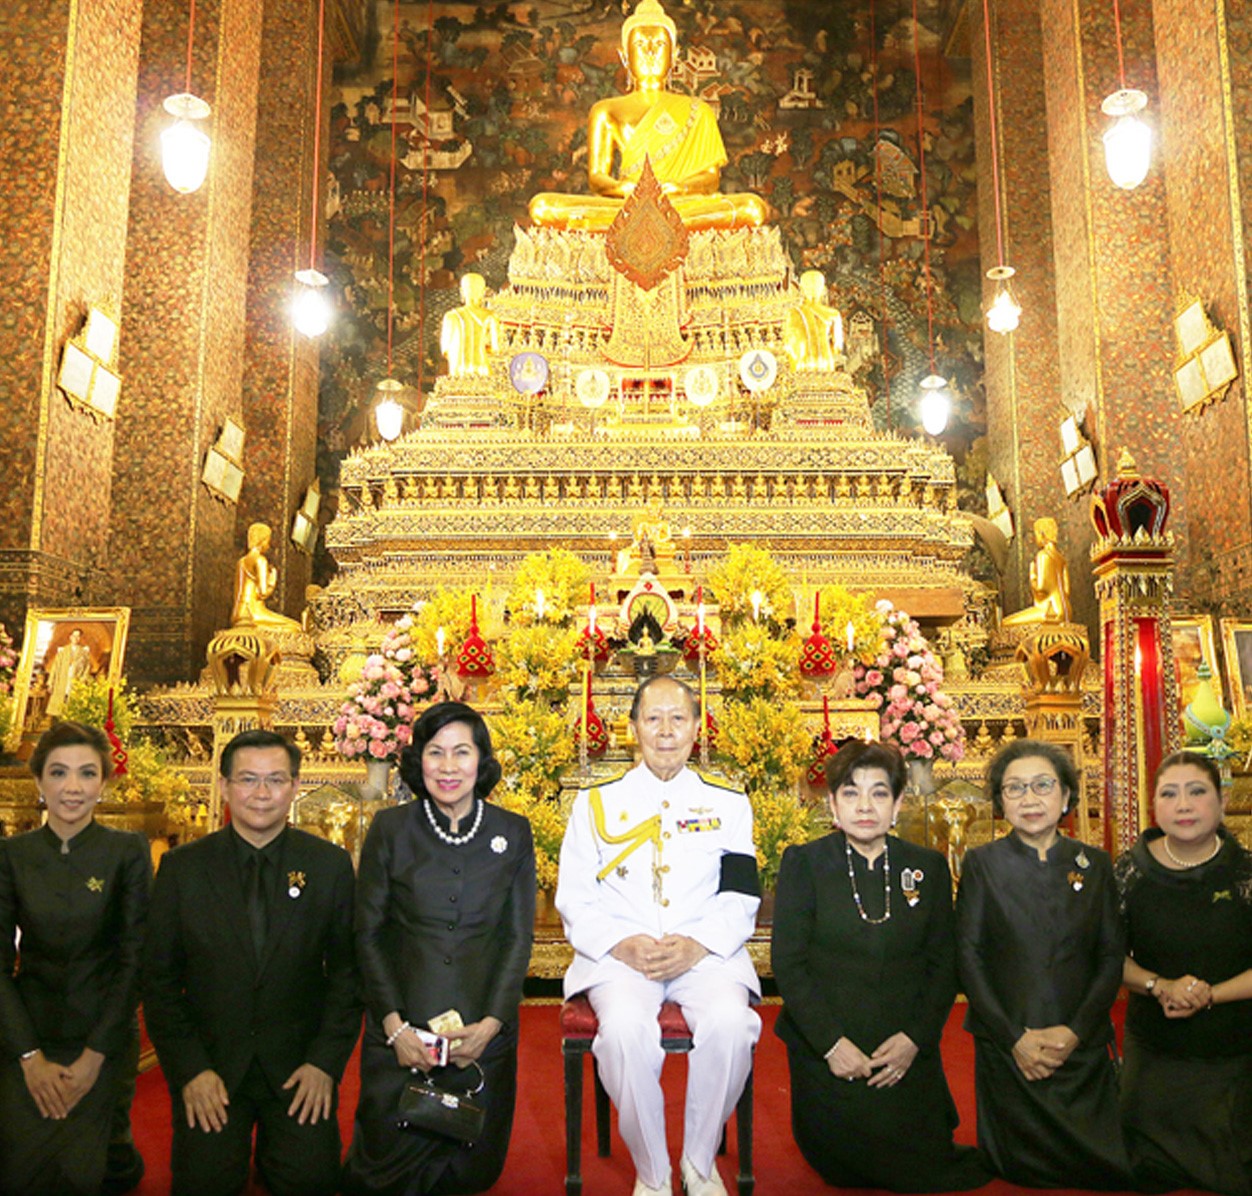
top-left (912, 0), bottom-right (938, 375)
top-left (308, 0), bottom-right (326, 270)
top-left (415, 0), bottom-right (434, 400)
top-left (185, 0), bottom-right (197, 94)
top-left (868, 0), bottom-right (892, 429)
top-left (981, 0), bottom-right (1007, 269)
top-left (387, 0), bottom-right (399, 378)
top-left (1111, 0), bottom-right (1128, 90)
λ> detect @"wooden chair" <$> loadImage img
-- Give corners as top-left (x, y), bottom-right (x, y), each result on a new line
top-left (560, 993), bottom-right (754, 1196)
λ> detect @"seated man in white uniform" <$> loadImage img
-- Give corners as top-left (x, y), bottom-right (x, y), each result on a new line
top-left (556, 676), bottom-right (761, 1196)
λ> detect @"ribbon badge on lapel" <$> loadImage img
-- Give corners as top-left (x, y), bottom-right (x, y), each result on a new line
top-left (288, 870), bottom-right (306, 899)
top-left (900, 868), bottom-right (924, 907)
top-left (1070, 849), bottom-right (1089, 892)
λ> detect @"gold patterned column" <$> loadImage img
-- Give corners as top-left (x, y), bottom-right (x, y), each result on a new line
top-left (0, 0), bottom-right (143, 627)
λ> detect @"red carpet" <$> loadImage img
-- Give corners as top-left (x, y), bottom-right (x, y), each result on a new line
top-left (129, 1002), bottom-right (1202, 1195)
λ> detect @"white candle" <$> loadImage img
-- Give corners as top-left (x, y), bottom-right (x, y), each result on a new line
top-left (750, 590), bottom-right (763, 623)
top-left (535, 589), bottom-right (546, 620)
top-left (846, 620), bottom-right (855, 654)
top-left (436, 626), bottom-right (446, 658)
top-left (697, 602), bottom-right (706, 635)
top-left (588, 604), bottom-right (597, 636)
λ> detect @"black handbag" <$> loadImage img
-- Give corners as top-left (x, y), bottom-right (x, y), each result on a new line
top-left (397, 1061), bottom-right (486, 1142)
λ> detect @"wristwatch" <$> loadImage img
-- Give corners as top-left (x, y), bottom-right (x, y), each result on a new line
top-left (1144, 976), bottom-right (1158, 995)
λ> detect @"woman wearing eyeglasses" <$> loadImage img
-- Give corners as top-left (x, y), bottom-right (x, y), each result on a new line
top-left (1115, 750), bottom-right (1252, 1196)
top-left (956, 739), bottom-right (1130, 1188)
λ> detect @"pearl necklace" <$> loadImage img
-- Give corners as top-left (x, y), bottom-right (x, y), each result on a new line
top-left (846, 837), bottom-right (891, 924)
top-left (1162, 834), bottom-right (1221, 870)
top-left (423, 797), bottom-right (484, 847)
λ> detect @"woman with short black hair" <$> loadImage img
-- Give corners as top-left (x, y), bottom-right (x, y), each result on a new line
top-left (957, 737), bottom-right (1129, 1188)
top-left (772, 740), bottom-right (988, 1191)
top-left (342, 702), bottom-right (535, 1196)
top-left (0, 721), bottom-right (150, 1195)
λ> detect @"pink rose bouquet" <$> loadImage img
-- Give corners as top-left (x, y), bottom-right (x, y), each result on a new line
top-left (333, 616), bottom-right (437, 761)
top-left (853, 601), bottom-right (965, 763)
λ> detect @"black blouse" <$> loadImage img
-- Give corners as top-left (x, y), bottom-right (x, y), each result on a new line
top-left (1115, 828), bottom-right (1252, 1058)
top-left (0, 821), bottom-right (151, 1060)
top-left (355, 799), bottom-right (536, 1031)
top-left (957, 833), bottom-right (1124, 1051)
top-left (772, 833), bottom-right (958, 1059)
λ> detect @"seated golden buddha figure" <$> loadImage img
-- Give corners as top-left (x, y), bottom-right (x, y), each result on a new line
top-left (784, 270), bottom-right (844, 372)
top-left (231, 522), bottom-right (303, 632)
top-left (439, 272), bottom-right (500, 377)
top-left (1002, 516), bottom-right (1073, 626)
top-left (614, 496), bottom-right (677, 576)
top-left (528, 0), bottom-right (767, 233)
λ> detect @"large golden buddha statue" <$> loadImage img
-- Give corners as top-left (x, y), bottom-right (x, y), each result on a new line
top-left (528, 0), bottom-right (767, 233)
top-left (1003, 516), bottom-right (1073, 626)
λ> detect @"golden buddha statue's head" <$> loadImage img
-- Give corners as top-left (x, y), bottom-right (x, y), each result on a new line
top-left (799, 270), bottom-right (828, 304)
top-left (1034, 516), bottom-right (1058, 546)
top-left (460, 272), bottom-right (486, 305)
top-left (621, 0), bottom-right (676, 53)
top-left (247, 522), bottom-right (273, 551)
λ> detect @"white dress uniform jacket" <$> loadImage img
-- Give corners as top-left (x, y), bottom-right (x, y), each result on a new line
top-left (557, 763), bottom-right (761, 997)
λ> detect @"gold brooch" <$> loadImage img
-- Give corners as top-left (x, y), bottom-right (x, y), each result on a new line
top-left (86, 877), bottom-right (104, 893)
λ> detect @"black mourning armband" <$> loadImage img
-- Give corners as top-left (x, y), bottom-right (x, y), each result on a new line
top-left (719, 852), bottom-right (760, 898)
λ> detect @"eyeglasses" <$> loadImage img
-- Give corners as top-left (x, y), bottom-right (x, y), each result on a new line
top-left (228, 773), bottom-right (293, 793)
top-left (1001, 776), bottom-right (1059, 800)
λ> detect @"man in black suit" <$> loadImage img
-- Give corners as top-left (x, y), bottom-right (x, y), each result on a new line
top-left (143, 729), bottom-right (360, 1196)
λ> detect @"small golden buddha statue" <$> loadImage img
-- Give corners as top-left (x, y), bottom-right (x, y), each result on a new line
top-left (614, 496), bottom-right (677, 576)
top-left (528, 0), bottom-right (767, 233)
top-left (231, 523), bottom-right (303, 632)
top-left (440, 273), bottom-right (500, 377)
top-left (784, 270), bottom-right (844, 372)
top-left (1003, 517), bottom-right (1073, 626)
top-left (503, 475), bottom-right (520, 501)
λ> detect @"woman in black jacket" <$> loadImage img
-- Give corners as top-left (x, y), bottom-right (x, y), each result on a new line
top-left (0, 721), bottom-right (150, 1195)
top-left (342, 701), bottom-right (535, 1196)
top-left (772, 740), bottom-right (987, 1191)
top-left (957, 738), bottom-right (1129, 1189)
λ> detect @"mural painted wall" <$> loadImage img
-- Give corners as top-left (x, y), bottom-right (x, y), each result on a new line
top-left (319, 0), bottom-right (986, 560)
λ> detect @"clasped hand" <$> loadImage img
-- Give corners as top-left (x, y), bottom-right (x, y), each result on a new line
top-left (612, 933), bottom-right (709, 982)
top-left (826, 1031), bottom-right (918, 1087)
top-left (1155, 974), bottom-right (1211, 1019)
top-left (1012, 1025), bottom-right (1079, 1081)
top-left (21, 1047), bottom-right (104, 1120)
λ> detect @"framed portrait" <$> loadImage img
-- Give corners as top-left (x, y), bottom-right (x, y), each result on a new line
top-left (6, 608), bottom-right (131, 753)
top-left (1220, 618), bottom-right (1252, 721)
top-left (1171, 615), bottom-right (1219, 719)
top-left (217, 417), bottom-right (246, 465)
top-left (291, 510), bottom-right (317, 553)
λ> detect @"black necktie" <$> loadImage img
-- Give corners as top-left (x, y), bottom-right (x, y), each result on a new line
top-left (245, 853), bottom-right (269, 958)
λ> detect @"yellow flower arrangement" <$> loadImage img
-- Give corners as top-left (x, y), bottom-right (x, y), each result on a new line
top-left (717, 697), bottom-right (811, 794)
top-left (490, 697), bottom-right (575, 892)
top-left (815, 585), bottom-right (881, 660)
top-left (111, 739), bottom-right (195, 810)
top-left (707, 544), bottom-right (793, 627)
top-left (494, 783), bottom-right (566, 891)
top-left (61, 675), bottom-right (134, 741)
top-left (712, 623), bottom-right (801, 701)
top-left (410, 586), bottom-right (486, 664)
top-left (495, 624), bottom-right (581, 702)
top-left (506, 549), bottom-right (590, 627)
top-left (489, 697), bottom-right (576, 798)
top-left (750, 786), bottom-right (820, 891)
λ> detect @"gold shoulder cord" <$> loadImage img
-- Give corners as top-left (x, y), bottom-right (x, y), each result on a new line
top-left (589, 786), bottom-right (662, 882)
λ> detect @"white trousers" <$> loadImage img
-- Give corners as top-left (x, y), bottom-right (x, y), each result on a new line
top-left (587, 960), bottom-right (760, 1188)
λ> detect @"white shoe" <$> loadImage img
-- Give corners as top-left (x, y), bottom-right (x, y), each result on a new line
top-left (632, 1174), bottom-right (672, 1196)
top-left (680, 1156), bottom-right (728, 1196)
